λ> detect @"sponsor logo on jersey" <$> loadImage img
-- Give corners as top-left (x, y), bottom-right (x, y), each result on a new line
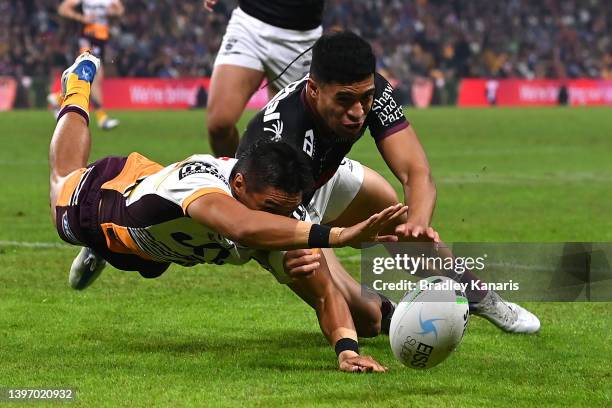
top-left (264, 119), bottom-right (284, 142)
top-left (371, 82), bottom-right (404, 126)
top-left (303, 129), bottom-right (315, 157)
top-left (178, 161), bottom-right (229, 186)
top-left (61, 212), bottom-right (81, 245)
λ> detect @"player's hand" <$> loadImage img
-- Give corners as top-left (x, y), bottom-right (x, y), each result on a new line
top-left (335, 203), bottom-right (408, 248)
top-left (395, 217), bottom-right (440, 243)
top-left (338, 351), bottom-right (388, 373)
top-left (203, 0), bottom-right (218, 12)
top-left (283, 249), bottom-right (321, 279)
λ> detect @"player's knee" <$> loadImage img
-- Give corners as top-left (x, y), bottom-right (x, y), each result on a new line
top-left (207, 111), bottom-right (236, 141)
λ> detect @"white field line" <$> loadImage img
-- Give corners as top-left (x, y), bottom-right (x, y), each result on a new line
top-left (0, 240), bottom-right (71, 249)
top-left (436, 172), bottom-right (612, 185)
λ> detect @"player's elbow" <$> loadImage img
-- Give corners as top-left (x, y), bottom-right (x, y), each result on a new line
top-left (227, 222), bottom-right (267, 249)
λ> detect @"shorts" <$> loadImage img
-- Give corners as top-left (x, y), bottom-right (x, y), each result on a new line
top-left (55, 156), bottom-right (170, 276)
top-left (265, 158), bottom-right (365, 283)
top-left (214, 7), bottom-right (322, 89)
top-left (79, 36), bottom-right (107, 60)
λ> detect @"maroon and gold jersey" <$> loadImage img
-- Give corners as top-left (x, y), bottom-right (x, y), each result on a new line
top-left (56, 153), bottom-right (255, 273)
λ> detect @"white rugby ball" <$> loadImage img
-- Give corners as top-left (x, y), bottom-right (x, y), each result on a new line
top-left (389, 276), bottom-right (469, 369)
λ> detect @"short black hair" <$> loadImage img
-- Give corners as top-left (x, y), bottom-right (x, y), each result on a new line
top-left (310, 31), bottom-right (376, 84)
top-left (231, 142), bottom-right (314, 195)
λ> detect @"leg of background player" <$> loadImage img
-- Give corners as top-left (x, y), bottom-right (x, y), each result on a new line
top-left (89, 65), bottom-right (118, 130)
top-left (206, 64), bottom-right (265, 157)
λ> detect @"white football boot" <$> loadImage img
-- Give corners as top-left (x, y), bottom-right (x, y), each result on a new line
top-left (61, 51), bottom-right (100, 97)
top-left (98, 116), bottom-right (120, 130)
top-left (472, 291), bottom-right (540, 334)
top-left (69, 247), bottom-right (106, 290)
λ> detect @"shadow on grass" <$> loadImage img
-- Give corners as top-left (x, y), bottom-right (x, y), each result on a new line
top-left (81, 327), bottom-right (334, 371)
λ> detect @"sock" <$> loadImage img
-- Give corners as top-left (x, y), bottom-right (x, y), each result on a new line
top-left (57, 60), bottom-right (96, 124)
top-left (95, 110), bottom-right (108, 125)
top-left (378, 292), bottom-right (396, 335)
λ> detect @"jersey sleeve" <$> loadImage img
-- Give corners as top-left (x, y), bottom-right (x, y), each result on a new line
top-left (160, 157), bottom-right (232, 214)
top-left (366, 72), bottom-right (410, 142)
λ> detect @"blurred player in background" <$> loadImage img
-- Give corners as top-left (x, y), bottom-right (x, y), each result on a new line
top-left (203, 0), bottom-right (324, 156)
top-left (50, 0), bottom-right (123, 130)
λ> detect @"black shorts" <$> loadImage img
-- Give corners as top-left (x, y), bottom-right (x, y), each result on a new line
top-left (55, 156), bottom-right (170, 277)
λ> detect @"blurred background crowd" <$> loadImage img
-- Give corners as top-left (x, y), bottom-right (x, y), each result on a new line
top-left (2, 0), bottom-right (611, 106)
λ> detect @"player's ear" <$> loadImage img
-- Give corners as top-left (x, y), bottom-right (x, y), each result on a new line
top-left (231, 172), bottom-right (247, 195)
top-left (307, 78), bottom-right (319, 98)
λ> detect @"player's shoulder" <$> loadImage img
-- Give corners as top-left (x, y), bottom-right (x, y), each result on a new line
top-left (169, 154), bottom-right (235, 188)
top-left (243, 76), bottom-right (309, 144)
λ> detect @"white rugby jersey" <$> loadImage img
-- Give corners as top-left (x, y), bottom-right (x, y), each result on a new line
top-left (98, 153), bottom-right (254, 267)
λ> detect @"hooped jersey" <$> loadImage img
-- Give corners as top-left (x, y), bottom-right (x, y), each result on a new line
top-left (98, 153), bottom-right (254, 267)
top-left (237, 73), bottom-right (409, 193)
top-left (80, 0), bottom-right (115, 40)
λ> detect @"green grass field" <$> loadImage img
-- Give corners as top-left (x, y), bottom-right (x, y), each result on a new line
top-left (1, 108), bottom-right (611, 407)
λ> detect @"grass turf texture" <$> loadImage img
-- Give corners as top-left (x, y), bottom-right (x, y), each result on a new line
top-left (0, 108), bottom-right (611, 407)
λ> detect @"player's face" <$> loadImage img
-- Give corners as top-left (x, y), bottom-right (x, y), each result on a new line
top-left (310, 75), bottom-right (375, 139)
top-left (231, 174), bottom-right (302, 216)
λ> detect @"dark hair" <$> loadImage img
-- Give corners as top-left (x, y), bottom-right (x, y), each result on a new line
top-left (231, 142), bottom-right (314, 195)
top-left (310, 31), bottom-right (376, 84)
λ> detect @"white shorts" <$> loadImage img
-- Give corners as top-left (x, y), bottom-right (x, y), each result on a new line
top-left (214, 7), bottom-right (322, 89)
top-left (262, 158), bottom-right (365, 283)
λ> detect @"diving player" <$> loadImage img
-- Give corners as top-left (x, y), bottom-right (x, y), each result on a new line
top-left (203, 0), bottom-right (324, 156)
top-left (50, 52), bottom-right (404, 373)
top-left (54, 0), bottom-right (123, 130)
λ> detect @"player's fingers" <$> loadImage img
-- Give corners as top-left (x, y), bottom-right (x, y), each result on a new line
top-left (359, 356), bottom-right (387, 373)
top-left (411, 225), bottom-right (424, 237)
top-left (395, 222), bottom-right (414, 238)
top-left (289, 262), bottom-right (319, 277)
top-left (285, 249), bottom-right (317, 261)
top-left (368, 204), bottom-right (401, 229)
top-left (375, 234), bottom-right (399, 243)
top-left (426, 227), bottom-right (441, 243)
top-left (285, 254), bottom-right (320, 269)
top-left (379, 205), bottom-right (409, 228)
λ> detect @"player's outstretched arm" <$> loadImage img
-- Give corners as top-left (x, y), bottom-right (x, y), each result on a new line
top-left (377, 126), bottom-right (439, 242)
top-left (287, 252), bottom-right (387, 373)
top-left (187, 194), bottom-right (408, 250)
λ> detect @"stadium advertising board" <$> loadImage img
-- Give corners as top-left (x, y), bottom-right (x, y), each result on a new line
top-left (459, 79), bottom-right (612, 107)
top-left (102, 78), bottom-right (269, 110)
top-left (0, 77), bottom-right (17, 111)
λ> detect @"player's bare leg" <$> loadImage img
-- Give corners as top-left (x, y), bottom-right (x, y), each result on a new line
top-left (49, 52), bottom-right (107, 290)
top-left (49, 54), bottom-right (99, 222)
top-left (326, 166), bottom-right (540, 334)
top-left (206, 64), bottom-right (265, 157)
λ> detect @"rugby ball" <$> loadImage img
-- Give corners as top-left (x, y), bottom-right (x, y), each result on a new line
top-left (389, 276), bottom-right (469, 369)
